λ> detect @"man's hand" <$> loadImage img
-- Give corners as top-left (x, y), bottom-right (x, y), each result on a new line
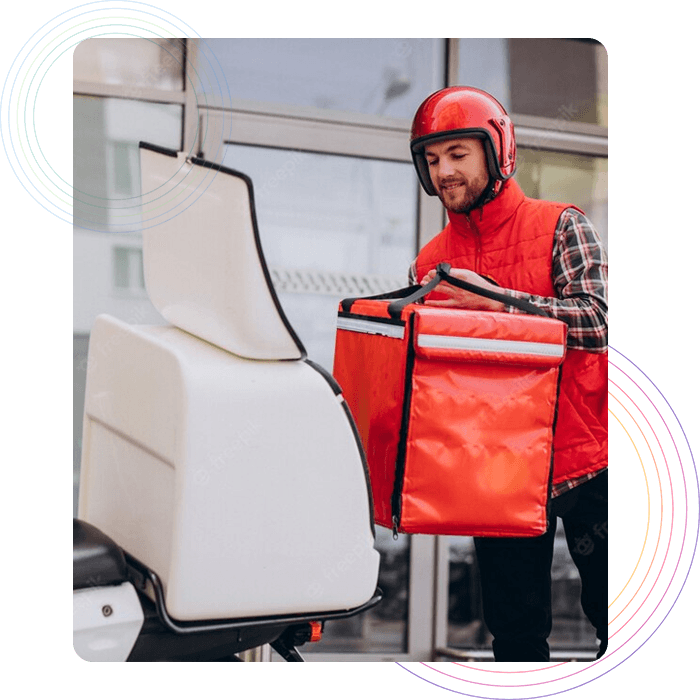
top-left (420, 267), bottom-right (506, 312)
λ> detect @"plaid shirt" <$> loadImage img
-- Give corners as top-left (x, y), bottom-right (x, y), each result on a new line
top-left (409, 207), bottom-right (608, 495)
top-left (502, 208), bottom-right (608, 353)
top-left (550, 467), bottom-right (607, 498)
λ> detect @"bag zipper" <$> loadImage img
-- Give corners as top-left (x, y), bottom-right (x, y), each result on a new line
top-left (390, 313), bottom-right (417, 539)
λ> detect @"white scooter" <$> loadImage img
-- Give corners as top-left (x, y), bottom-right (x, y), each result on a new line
top-left (73, 518), bottom-right (381, 662)
top-left (73, 143), bottom-right (382, 662)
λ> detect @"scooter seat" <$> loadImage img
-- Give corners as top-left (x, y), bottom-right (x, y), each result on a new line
top-left (73, 519), bottom-right (128, 590)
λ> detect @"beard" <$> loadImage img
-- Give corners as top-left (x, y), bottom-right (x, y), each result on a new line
top-left (437, 175), bottom-right (491, 214)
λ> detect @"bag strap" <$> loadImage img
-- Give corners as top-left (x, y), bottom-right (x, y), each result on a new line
top-left (430, 262), bottom-right (549, 318)
top-left (341, 263), bottom-right (549, 319)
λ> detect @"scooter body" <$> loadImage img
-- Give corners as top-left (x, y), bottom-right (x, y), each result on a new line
top-left (74, 519), bottom-right (380, 661)
top-left (73, 144), bottom-right (381, 661)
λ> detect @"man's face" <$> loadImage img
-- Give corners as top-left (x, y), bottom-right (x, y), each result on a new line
top-left (424, 137), bottom-right (490, 214)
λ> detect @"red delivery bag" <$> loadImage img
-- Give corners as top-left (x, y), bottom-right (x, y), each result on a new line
top-left (333, 263), bottom-right (567, 538)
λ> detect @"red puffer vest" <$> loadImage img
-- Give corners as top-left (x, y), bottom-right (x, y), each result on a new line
top-left (415, 178), bottom-right (607, 485)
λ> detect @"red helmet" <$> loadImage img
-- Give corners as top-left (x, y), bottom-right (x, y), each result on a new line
top-left (410, 86), bottom-right (516, 199)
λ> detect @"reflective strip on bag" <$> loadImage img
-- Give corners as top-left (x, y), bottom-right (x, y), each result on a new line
top-left (416, 333), bottom-right (565, 358)
top-left (337, 317), bottom-right (406, 339)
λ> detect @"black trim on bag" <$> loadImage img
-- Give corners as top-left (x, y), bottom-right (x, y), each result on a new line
top-left (391, 312), bottom-right (417, 536)
top-left (545, 359), bottom-right (566, 528)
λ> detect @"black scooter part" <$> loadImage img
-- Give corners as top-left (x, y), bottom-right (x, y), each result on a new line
top-left (125, 552), bottom-right (382, 662)
top-left (127, 589), bottom-right (290, 662)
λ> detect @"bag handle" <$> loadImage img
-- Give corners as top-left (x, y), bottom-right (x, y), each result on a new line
top-left (340, 271), bottom-right (451, 315)
top-left (406, 262), bottom-right (549, 318)
top-left (341, 263), bottom-right (549, 319)
top-left (340, 283), bottom-right (424, 313)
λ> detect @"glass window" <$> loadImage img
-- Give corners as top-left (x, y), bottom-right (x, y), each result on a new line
top-left (516, 148), bottom-right (608, 249)
top-left (458, 39), bottom-right (607, 127)
top-left (456, 39), bottom-right (512, 111)
top-left (223, 144), bottom-right (418, 371)
top-left (113, 246), bottom-right (145, 291)
top-left (198, 39), bottom-right (444, 120)
top-left (74, 38), bottom-right (186, 91)
top-left (73, 96), bottom-right (182, 232)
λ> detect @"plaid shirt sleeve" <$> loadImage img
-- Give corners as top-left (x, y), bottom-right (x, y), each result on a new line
top-left (504, 208), bottom-right (608, 352)
top-left (408, 259), bottom-right (418, 285)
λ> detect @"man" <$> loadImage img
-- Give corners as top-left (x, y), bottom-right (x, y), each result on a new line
top-left (408, 86), bottom-right (608, 662)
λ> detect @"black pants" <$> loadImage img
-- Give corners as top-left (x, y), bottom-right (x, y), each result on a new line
top-left (473, 470), bottom-right (608, 662)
